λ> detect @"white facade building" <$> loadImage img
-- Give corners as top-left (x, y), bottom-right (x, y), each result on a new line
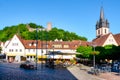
top-left (3, 34), bottom-right (87, 62)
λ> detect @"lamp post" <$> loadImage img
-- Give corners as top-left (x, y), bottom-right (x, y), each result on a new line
top-left (92, 43), bottom-right (97, 68)
top-left (36, 28), bottom-right (38, 70)
top-left (45, 30), bottom-right (48, 64)
top-left (93, 46), bottom-right (95, 68)
top-left (52, 45), bottom-right (54, 68)
top-left (41, 28), bottom-right (43, 69)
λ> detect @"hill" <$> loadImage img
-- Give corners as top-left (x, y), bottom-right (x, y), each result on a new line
top-left (0, 23), bottom-right (87, 42)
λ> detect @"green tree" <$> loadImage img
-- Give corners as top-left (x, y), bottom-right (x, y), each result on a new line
top-left (0, 23), bottom-right (87, 42)
top-left (28, 23), bottom-right (43, 28)
top-left (76, 46), bottom-right (93, 58)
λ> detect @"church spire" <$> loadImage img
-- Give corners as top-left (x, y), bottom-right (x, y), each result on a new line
top-left (96, 7), bottom-right (110, 37)
top-left (100, 7), bottom-right (104, 20)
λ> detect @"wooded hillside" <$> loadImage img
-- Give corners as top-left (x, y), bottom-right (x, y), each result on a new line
top-left (0, 23), bottom-right (87, 42)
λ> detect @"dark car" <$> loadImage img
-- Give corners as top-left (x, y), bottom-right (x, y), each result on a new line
top-left (20, 60), bottom-right (35, 69)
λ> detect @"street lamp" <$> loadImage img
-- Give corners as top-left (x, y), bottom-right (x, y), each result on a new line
top-left (92, 43), bottom-right (97, 68)
top-left (45, 30), bottom-right (48, 63)
top-left (35, 28), bottom-right (38, 70)
top-left (41, 28), bottom-right (43, 69)
top-left (52, 45), bottom-right (54, 68)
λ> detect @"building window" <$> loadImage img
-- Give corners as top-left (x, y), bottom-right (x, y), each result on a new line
top-left (43, 44), bottom-right (48, 48)
top-left (20, 49), bottom-right (21, 52)
top-left (53, 44), bottom-right (62, 48)
top-left (33, 49), bottom-right (35, 52)
top-left (9, 49), bottom-right (11, 52)
top-left (16, 49), bottom-right (18, 52)
top-left (75, 45), bottom-right (78, 47)
top-left (64, 45), bottom-right (69, 48)
top-left (105, 29), bottom-right (106, 33)
top-left (98, 30), bottom-right (100, 35)
top-left (12, 43), bottom-right (18, 46)
top-left (11, 49), bottom-right (13, 52)
top-left (34, 43), bottom-right (36, 46)
top-left (28, 49), bottom-right (30, 52)
top-left (29, 43), bottom-right (32, 46)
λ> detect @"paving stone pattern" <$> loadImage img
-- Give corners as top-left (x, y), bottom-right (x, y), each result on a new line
top-left (0, 63), bottom-right (119, 80)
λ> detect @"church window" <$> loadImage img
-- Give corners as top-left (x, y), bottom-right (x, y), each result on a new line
top-left (105, 29), bottom-right (106, 33)
top-left (98, 30), bottom-right (100, 34)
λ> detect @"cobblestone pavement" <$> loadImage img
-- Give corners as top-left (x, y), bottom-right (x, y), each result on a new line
top-left (79, 64), bottom-right (120, 80)
top-left (98, 72), bottom-right (120, 80)
top-left (67, 66), bottom-right (104, 80)
top-left (0, 63), bottom-right (108, 80)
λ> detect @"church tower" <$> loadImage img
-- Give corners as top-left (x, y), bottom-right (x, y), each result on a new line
top-left (96, 7), bottom-right (109, 37)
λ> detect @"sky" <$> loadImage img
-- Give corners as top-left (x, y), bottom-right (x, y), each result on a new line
top-left (0, 0), bottom-right (120, 41)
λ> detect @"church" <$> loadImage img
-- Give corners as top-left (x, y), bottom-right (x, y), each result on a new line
top-left (92, 7), bottom-right (120, 46)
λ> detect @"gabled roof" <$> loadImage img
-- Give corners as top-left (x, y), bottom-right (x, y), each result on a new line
top-left (5, 34), bottom-right (88, 50)
top-left (92, 33), bottom-right (111, 46)
top-left (22, 40), bottom-right (88, 50)
top-left (114, 33), bottom-right (120, 45)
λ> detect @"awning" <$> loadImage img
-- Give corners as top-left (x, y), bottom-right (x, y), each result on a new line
top-left (6, 53), bottom-right (23, 56)
top-left (38, 55), bottom-right (47, 58)
top-left (26, 54), bottom-right (47, 58)
top-left (26, 54), bottom-right (36, 56)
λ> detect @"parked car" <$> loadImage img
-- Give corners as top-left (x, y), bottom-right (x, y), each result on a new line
top-left (20, 60), bottom-right (35, 69)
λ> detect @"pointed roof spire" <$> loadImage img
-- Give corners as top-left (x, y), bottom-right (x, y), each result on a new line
top-left (100, 7), bottom-right (104, 20)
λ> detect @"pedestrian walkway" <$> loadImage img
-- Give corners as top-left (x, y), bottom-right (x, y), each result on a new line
top-left (98, 72), bottom-right (120, 80)
top-left (73, 64), bottom-right (120, 80)
top-left (67, 65), bottom-right (105, 80)
top-left (1, 63), bottom-right (120, 80)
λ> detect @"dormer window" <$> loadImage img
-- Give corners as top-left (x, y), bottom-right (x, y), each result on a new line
top-left (34, 43), bottom-right (36, 46)
top-left (29, 43), bottom-right (32, 46)
top-left (75, 45), bottom-right (78, 47)
top-left (64, 45), bottom-right (69, 48)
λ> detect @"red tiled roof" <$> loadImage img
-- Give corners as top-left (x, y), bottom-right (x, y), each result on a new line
top-left (92, 33), bottom-right (111, 46)
top-left (114, 33), bottom-right (120, 45)
top-left (7, 35), bottom-right (88, 50)
top-left (21, 39), bottom-right (88, 50)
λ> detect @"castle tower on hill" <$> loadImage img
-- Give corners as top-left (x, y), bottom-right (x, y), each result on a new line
top-left (27, 22), bottom-right (52, 32)
top-left (96, 7), bottom-right (110, 37)
top-left (46, 22), bottom-right (52, 31)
